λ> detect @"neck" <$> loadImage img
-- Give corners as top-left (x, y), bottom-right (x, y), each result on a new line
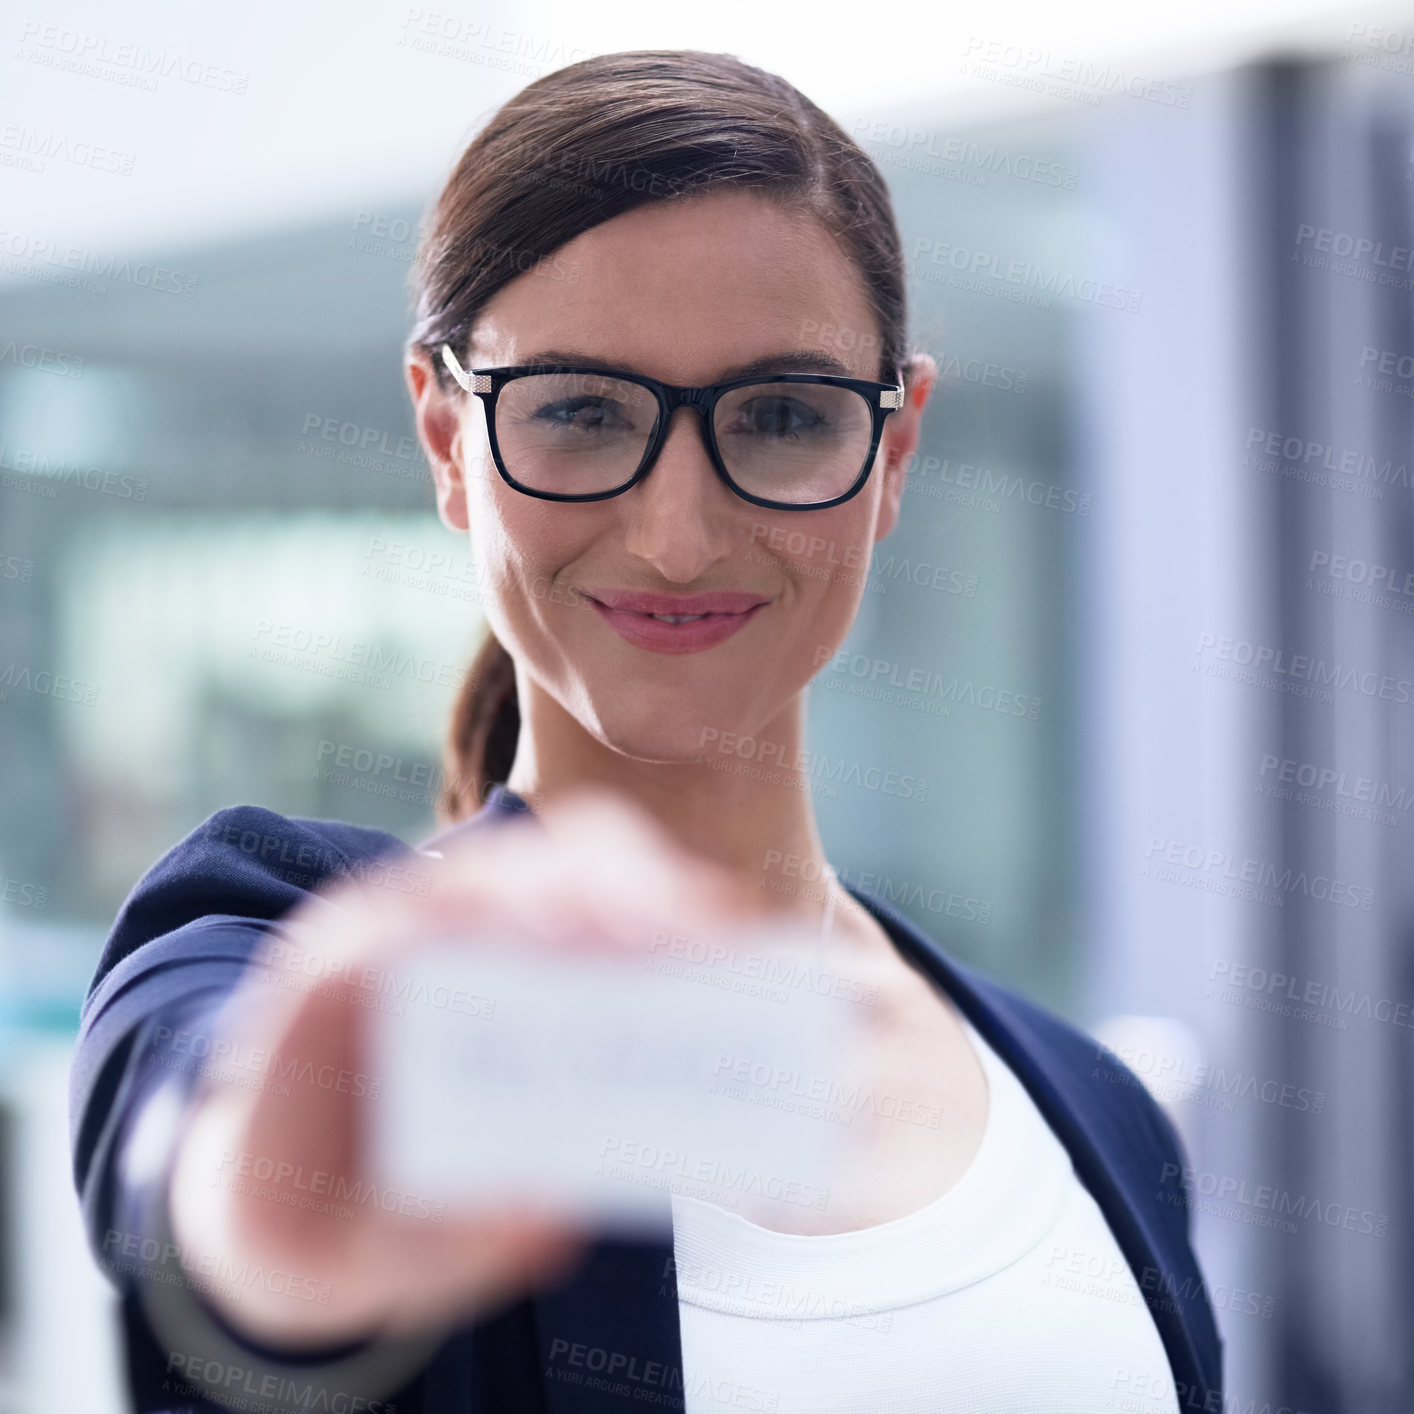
top-left (503, 671), bottom-right (852, 940)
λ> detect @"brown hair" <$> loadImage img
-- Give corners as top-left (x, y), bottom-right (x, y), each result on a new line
top-left (406, 49), bottom-right (918, 826)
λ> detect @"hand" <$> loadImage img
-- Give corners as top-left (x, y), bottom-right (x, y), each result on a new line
top-left (166, 786), bottom-right (763, 1349)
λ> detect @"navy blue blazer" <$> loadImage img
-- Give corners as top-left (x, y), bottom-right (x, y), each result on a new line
top-left (70, 783), bottom-right (1224, 1413)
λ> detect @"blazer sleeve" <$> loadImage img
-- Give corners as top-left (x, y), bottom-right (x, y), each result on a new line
top-left (67, 805), bottom-right (450, 1414)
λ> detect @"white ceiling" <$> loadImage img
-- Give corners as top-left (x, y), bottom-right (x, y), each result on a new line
top-left (0, 0), bottom-right (1403, 283)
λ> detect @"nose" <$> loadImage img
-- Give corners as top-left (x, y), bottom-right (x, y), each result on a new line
top-left (619, 405), bottom-right (736, 579)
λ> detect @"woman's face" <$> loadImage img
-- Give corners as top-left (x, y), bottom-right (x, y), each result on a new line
top-left (408, 187), bottom-right (933, 765)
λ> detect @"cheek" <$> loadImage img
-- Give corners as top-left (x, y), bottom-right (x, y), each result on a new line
top-left (469, 490), bottom-right (601, 643)
top-left (468, 474), bottom-right (554, 577)
top-left (771, 508), bottom-right (875, 598)
top-left (757, 548), bottom-right (868, 680)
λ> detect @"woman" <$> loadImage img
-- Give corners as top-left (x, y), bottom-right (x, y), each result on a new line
top-left (70, 49), bottom-right (1223, 1414)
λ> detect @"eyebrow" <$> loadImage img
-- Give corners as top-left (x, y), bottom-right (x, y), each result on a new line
top-left (512, 348), bottom-right (861, 382)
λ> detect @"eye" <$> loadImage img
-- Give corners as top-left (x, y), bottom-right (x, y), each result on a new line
top-left (530, 396), bottom-right (636, 432)
top-left (730, 394), bottom-right (829, 439)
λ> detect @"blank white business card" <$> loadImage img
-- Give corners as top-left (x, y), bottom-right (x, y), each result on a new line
top-left (366, 923), bottom-right (869, 1233)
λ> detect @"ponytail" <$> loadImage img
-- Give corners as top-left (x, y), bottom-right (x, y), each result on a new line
top-left (435, 625), bottom-right (520, 826)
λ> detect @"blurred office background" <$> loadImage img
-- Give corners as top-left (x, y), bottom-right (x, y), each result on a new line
top-left (2, 2), bottom-right (1412, 1410)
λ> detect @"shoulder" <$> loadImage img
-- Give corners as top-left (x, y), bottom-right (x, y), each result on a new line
top-left (82, 804), bottom-right (419, 1030)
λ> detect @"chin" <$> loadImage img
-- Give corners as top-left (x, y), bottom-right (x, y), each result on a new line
top-left (595, 720), bottom-right (722, 767)
top-left (588, 696), bottom-right (752, 768)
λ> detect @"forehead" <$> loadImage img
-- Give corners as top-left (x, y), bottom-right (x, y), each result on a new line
top-left (467, 188), bottom-right (883, 383)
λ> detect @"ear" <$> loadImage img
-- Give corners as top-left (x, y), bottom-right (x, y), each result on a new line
top-left (406, 349), bottom-right (471, 534)
top-left (873, 352), bottom-right (937, 544)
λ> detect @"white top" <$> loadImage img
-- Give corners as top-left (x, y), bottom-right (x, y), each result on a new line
top-left (669, 1013), bottom-right (1182, 1414)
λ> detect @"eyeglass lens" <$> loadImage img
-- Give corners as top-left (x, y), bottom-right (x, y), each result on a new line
top-left (492, 371), bottom-right (874, 504)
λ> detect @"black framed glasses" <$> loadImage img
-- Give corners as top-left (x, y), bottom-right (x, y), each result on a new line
top-left (441, 344), bottom-right (904, 511)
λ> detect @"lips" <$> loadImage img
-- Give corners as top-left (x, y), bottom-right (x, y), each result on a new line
top-left (584, 589), bottom-right (769, 655)
top-left (584, 589), bottom-right (770, 615)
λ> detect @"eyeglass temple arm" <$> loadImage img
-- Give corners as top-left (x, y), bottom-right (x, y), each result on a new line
top-left (441, 344), bottom-right (490, 394)
top-left (444, 341), bottom-right (902, 407)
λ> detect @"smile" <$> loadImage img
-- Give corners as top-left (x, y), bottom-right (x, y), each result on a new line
top-left (586, 599), bottom-right (767, 654)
